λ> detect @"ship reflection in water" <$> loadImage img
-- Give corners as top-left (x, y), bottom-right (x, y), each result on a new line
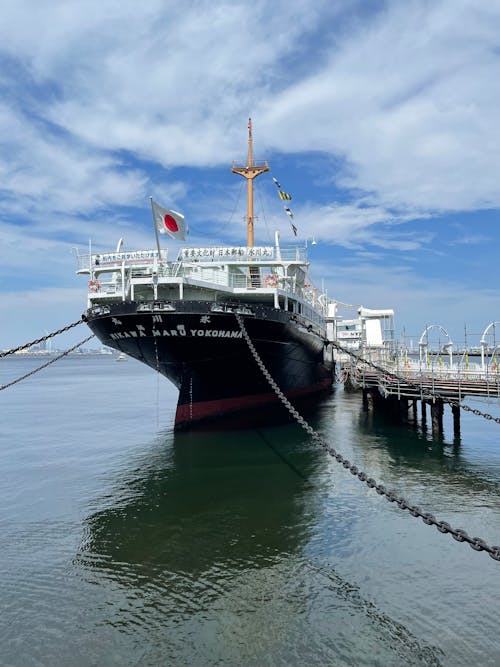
top-left (74, 399), bottom-right (444, 666)
top-left (76, 426), bottom-right (319, 596)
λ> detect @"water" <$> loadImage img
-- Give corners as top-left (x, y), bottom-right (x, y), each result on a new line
top-left (1, 355), bottom-right (500, 666)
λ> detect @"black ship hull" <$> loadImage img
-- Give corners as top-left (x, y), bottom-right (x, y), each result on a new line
top-left (85, 300), bottom-right (334, 428)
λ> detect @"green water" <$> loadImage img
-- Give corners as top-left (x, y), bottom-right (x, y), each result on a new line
top-left (1, 356), bottom-right (500, 665)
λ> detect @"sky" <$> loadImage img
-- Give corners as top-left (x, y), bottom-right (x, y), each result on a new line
top-left (1, 0), bottom-right (499, 351)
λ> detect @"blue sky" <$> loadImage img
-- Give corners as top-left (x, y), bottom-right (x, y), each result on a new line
top-left (1, 0), bottom-right (499, 350)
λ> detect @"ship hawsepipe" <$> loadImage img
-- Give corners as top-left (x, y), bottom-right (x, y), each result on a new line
top-left (85, 300), bottom-right (334, 428)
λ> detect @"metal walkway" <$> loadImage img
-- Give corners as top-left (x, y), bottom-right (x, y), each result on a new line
top-left (353, 365), bottom-right (500, 401)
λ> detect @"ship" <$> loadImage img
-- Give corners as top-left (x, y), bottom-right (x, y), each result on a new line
top-left (77, 120), bottom-right (336, 428)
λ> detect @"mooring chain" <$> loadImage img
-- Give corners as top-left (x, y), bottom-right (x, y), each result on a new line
top-left (460, 403), bottom-right (500, 422)
top-left (332, 342), bottom-right (500, 426)
top-left (0, 317), bottom-right (87, 358)
top-left (0, 335), bottom-right (95, 391)
top-left (235, 314), bottom-right (500, 561)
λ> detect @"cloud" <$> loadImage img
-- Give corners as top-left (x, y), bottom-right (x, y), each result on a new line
top-left (259, 1), bottom-right (500, 212)
top-left (451, 234), bottom-right (491, 245)
top-left (310, 257), bottom-right (498, 342)
top-left (2, 1), bottom-right (500, 218)
top-left (293, 201), bottom-right (434, 250)
top-left (2, 0), bottom-right (338, 165)
top-left (0, 103), bottom-right (151, 217)
top-left (1, 0), bottom-right (500, 349)
top-left (0, 287), bottom-right (89, 350)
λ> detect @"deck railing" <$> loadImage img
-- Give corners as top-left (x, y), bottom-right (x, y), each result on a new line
top-left (90, 269), bottom-right (295, 293)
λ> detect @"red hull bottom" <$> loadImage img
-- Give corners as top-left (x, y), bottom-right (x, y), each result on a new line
top-left (174, 377), bottom-right (333, 429)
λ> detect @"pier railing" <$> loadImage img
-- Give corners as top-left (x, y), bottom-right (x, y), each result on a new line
top-left (341, 347), bottom-right (500, 400)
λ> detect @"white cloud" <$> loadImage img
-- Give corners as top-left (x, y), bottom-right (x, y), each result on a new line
top-left (310, 258), bottom-right (498, 343)
top-left (2, 1), bottom-right (500, 216)
top-left (2, 0), bottom-right (336, 166)
top-left (451, 234), bottom-right (491, 245)
top-left (259, 1), bottom-right (500, 211)
top-left (0, 287), bottom-right (89, 350)
top-left (293, 201), bottom-right (434, 250)
top-left (0, 104), bottom-right (150, 216)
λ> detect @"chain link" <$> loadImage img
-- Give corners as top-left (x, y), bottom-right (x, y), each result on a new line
top-left (332, 341), bottom-right (500, 425)
top-left (0, 335), bottom-right (95, 391)
top-left (235, 314), bottom-right (500, 562)
top-left (0, 318), bottom-right (87, 358)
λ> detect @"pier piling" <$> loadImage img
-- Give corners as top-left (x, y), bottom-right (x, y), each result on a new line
top-left (451, 403), bottom-right (461, 438)
top-left (348, 362), bottom-right (478, 443)
top-left (362, 388), bottom-right (369, 411)
top-left (430, 399), bottom-right (444, 438)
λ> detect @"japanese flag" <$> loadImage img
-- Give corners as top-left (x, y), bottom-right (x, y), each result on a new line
top-left (151, 198), bottom-right (186, 240)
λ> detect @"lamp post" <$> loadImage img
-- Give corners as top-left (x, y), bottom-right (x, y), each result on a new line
top-left (480, 322), bottom-right (500, 372)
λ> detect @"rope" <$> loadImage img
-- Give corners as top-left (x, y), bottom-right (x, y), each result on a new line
top-left (236, 313), bottom-right (500, 561)
top-left (219, 179), bottom-right (244, 232)
top-left (255, 180), bottom-right (274, 244)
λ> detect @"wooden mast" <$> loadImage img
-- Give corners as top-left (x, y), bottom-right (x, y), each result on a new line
top-left (232, 118), bottom-right (269, 247)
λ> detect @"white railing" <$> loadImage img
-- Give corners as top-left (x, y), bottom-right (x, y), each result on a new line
top-left (358, 353), bottom-right (500, 385)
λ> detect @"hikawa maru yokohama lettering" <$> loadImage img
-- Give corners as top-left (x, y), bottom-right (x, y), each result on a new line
top-left (109, 325), bottom-right (243, 341)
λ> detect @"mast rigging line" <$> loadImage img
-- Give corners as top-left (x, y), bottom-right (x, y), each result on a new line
top-left (219, 179), bottom-right (245, 233)
top-left (255, 179), bottom-right (274, 244)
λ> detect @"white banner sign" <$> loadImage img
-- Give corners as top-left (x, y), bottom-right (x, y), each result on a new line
top-left (96, 250), bottom-right (162, 264)
top-left (180, 246), bottom-right (274, 260)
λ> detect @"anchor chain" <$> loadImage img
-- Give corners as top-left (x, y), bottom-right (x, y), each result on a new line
top-left (0, 317), bottom-right (87, 358)
top-left (235, 313), bottom-right (500, 561)
top-left (333, 341), bottom-right (500, 426)
top-left (0, 335), bottom-right (95, 391)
